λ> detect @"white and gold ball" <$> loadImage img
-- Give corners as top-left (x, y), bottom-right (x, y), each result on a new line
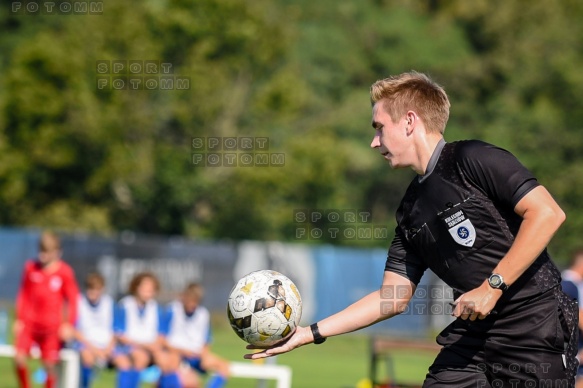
top-left (227, 270), bottom-right (302, 346)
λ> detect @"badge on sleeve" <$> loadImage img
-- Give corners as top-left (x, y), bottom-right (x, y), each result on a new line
top-left (443, 209), bottom-right (476, 247)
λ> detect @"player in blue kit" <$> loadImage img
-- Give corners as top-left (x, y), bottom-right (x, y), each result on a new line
top-left (74, 272), bottom-right (116, 388)
top-left (113, 272), bottom-right (165, 388)
top-left (158, 283), bottom-right (229, 388)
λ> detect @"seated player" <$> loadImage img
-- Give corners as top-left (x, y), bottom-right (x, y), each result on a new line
top-left (159, 283), bottom-right (229, 388)
top-left (113, 272), bottom-right (165, 388)
top-left (13, 231), bottom-right (79, 388)
top-left (74, 272), bottom-right (115, 388)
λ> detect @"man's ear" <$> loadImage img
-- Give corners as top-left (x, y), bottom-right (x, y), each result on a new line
top-left (405, 111), bottom-right (416, 136)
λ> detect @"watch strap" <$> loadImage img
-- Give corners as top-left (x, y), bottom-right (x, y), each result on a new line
top-left (310, 323), bottom-right (326, 344)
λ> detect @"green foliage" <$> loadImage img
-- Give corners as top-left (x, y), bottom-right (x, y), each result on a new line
top-left (1, 0), bottom-right (582, 262)
top-left (439, 0), bottom-right (583, 260)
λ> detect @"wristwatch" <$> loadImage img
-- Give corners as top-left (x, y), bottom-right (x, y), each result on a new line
top-left (488, 273), bottom-right (508, 292)
top-left (310, 323), bottom-right (327, 344)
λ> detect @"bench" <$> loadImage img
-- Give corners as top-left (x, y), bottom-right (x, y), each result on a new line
top-left (369, 336), bottom-right (440, 388)
top-left (229, 361), bottom-right (292, 388)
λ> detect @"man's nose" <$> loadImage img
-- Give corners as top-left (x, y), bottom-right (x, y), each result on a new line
top-left (370, 134), bottom-right (380, 148)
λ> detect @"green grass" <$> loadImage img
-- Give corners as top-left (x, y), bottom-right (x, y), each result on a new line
top-left (0, 321), bottom-right (436, 388)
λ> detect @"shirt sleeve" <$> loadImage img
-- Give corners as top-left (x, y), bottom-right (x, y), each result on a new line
top-left (111, 301), bottom-right (117, 332)
top-left (456, 140), bottom-right (540, 208)
top-left (385, 227), bottom-right (427, 286)
top-left (74, 295), bottom-right (82, 328)
top-left (206, 325), bottom-right (212, 345)
top-left (113, 303), bottom-right (126, 334)
top-left (62, 266), bottom-right (80, 325)
top-left (15, 262), bottom-right (31, 322)
top-left (158, 306), bottom-right (170, 335)
top-left (561, 280), bottom-right (579, 302)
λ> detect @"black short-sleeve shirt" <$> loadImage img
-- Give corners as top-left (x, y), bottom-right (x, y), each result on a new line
top-left (385, 140), bottom-right (541, 295)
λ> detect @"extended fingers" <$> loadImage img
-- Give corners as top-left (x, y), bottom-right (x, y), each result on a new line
top-left (244, 347), bottom-right (285, 360)
top-left (244, 351), bottom-right (269, 360)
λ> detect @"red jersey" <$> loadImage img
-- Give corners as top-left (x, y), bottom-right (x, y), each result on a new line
top-left (15, 260), bottom-right (79, 330)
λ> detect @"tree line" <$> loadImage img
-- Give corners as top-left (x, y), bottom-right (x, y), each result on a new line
top-left (1, 0), bottom-right (582, 263)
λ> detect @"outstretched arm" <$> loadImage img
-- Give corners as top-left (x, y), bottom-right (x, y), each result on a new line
top-left (245, 271), bottom-right (415, 359)
top-left (14, 263), bottom-right (31, 336)
top-left (60, 268), bottom-right (80, 341)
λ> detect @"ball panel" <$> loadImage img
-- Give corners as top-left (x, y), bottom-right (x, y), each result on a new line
top-left (281, 324), bottom-right (292, 339)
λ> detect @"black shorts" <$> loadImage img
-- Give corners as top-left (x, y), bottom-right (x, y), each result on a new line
top-left (423, 288), bottom-right (578, 388)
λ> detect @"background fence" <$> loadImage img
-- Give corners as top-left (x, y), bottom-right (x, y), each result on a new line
top-left (0, 227), bottom-right (453, 337)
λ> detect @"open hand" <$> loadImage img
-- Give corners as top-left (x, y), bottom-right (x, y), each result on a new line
top-left (244, 326), bottom-right (313, 360)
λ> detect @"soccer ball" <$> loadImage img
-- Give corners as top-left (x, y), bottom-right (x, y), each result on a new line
top-left (227, 270), bottom-right (302, 346)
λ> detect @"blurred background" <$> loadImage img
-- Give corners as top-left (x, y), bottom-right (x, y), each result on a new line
top-left (1, 0), bottom-right (583, 386)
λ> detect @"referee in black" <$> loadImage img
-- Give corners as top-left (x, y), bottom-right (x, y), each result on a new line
top-left (246, 71), bottom-right (578, 387)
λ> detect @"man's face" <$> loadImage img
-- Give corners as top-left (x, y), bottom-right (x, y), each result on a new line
top-left (370, 102), bottom-right (410, 169)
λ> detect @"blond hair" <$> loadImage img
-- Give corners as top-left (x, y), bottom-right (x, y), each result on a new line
top-left (370, 71), bottom-right (450, 134)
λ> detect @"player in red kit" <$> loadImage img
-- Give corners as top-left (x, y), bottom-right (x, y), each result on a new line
top-left (13, 231), bottom-right (80, 388)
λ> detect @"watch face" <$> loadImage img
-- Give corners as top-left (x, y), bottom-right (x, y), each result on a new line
top-left (490, 275), bottom-right (502, 287)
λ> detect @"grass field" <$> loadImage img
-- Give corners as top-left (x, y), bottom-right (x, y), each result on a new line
top-left (0, 320), bottom-right (437, 388)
